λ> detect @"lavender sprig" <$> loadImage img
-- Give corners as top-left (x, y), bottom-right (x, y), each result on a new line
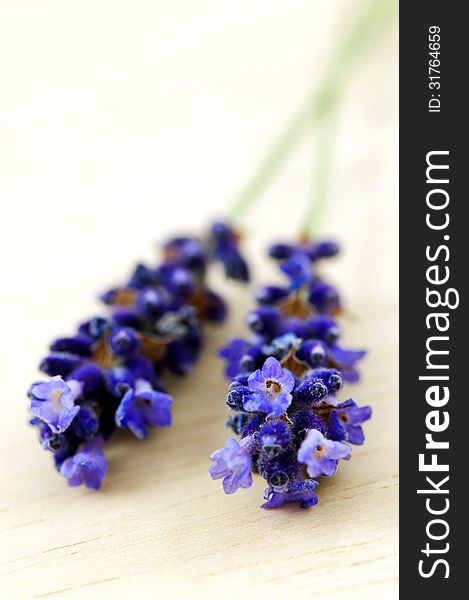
top-left (28, 222), bottom-right (248, 490)
top-left (210, 239), bottom-right (371, 509)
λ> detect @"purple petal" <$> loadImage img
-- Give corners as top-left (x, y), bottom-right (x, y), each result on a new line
top-left (261, 490), bottom-right (286, 508)
top-left (243, 392), bottom-right (269, 414)
top-left (60, 441), bottom-right (108, 490)
top-left (261, 356), bottom-right (284, 380)
top-left (140, 391), bottom-right (172, 427)
top-left (330, 345), bottom-right (366, 367)
top-left (115, 381), bottom-right (173, 438)
top-left (265, 392), bottom-right (292, 418)
top-left (324, 439), bottom-right (352, 461)
top-left (347, 426), bottom-right (365, 445)
top-left (341, 368), bottom-right (361, 383)
top-left (298, 429), bottom-right (351, 477)
top-left (61, 380), bottom-right (82, 407)
top-left (223, 470), bottom-right (252, 494)
top-left (209, 438), bottom-right (252, 494)
top-left (247, 369), bottom-right (267, 393)
top-left (29, 377), bottom-right (81, 434)
top-left (316, 458), bottom-right (338, 477)
top-left (349, 405), bottom-right (372, 426)
top-left (279, 368), bottom-right (295, 394)
top-left (30, 377), bottom-right (64, 400)
top-left (55, 405), bottom-right (81, 434)
top-left (115, 389), bottom-right (147, 438)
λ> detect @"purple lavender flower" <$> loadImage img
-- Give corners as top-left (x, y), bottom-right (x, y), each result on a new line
top-left (261, 333), bottom-right (298, 361)
top-left (269, 240), bottom-right (339, 262)
top-left (50, 335), bottom-right (93, 357)
top-left (109, 326), bottom-right (140, 358)
top-left (203, 288), bottom-right (228, 323)
top-left (298, 428), bottom-right (351, 477)
top-left (257, 420), bottom-right (292, 457)
top-left (262, 479), bottom-right (319, 509)
top-left (245, 307), bottom-right (282, 337)
top-left (39, 352), bottom-right (84, 377)
top-left (210, 222), bottom-right (250, 282)
top-left (164, 237), bottom-right (207, 273)
top-left (218, 338), bottom-right (251, 378)
top-left (135, 287), bottom-right (170, 319)
top-left (72, 404), bottom-right (100, 440)
top-left (60, 438), bottom-right (108, 490)
top-left (245, 357), bottom-right (295, 418)
top-left (328, 345), bottom-right (366, 382)
top-left (30, 377), bottom-right (81, 434)
top-left (331, 400), bottom-right (372, 445)
top-left (255, 285), bottom-right (289, 306)
top-left (280, 252), bottom-right (312, 289)
top-left (308, 281), bottom-right (341, 314)
top-left (115, 379), bottom-right (172, 439)
top-left (295, 339), bottom-right (327, 368)
top-left (209, 436), bottom-right (254, 494)
top-left (293, 377), bottom-right (328, 407)
top-left (38, 422), bottom-right (59, 450)
top-left (168, 266), bottom-right (196, 298)
top-left (258, 449), bottom-right (298, 493)
top-left (294, 338), bottom-right (365, 382)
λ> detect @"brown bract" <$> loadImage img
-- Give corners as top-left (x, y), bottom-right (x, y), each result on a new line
top-left (92, 332), bottom-right (174, 369)
top-left (280, 346), bottom-right (310, 378)
top-left (278, 293), bottom-right (313, 319)
top-left (186, 288), bottom-right (217, 321)
top-left (111, 288), bottom-right (138, 307)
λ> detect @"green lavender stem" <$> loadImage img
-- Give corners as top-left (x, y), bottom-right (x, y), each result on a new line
top-left (304, 106), bottom-right (339, 239)
top-left (229, 0), bottom-right (395, 223)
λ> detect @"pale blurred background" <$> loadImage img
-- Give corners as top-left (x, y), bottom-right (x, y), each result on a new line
top-left (0, 1), bottom-right (398, 598)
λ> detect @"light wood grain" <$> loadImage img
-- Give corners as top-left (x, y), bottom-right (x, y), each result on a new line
top-left (0, 1), bottom-right (398, 598)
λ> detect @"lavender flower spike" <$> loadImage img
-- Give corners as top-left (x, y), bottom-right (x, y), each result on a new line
top-left (298, 428), bottom-right (352, 478)
top-left (245, 357), bottom-right (295, 418)
top-left (212, 238), bottom-right (371, 509)
top-left (29, 222), bottom-right (249, 489)
top-left (30, 376), bottom-right (81, 434)
top-left (209, 436), bottom-right (254, 494)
